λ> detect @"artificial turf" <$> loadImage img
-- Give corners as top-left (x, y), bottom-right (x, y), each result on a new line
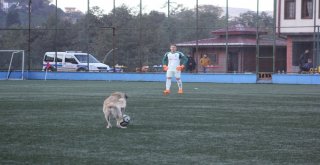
top-left (0, 80), bottom-right (319, 164)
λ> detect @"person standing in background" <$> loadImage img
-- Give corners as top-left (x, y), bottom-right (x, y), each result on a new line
top-left (200, 54), bottom-right (211, 73)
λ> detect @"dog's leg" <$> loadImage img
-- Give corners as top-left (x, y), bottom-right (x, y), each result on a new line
top-left (121, 107), bottom-right (125, 114)
top-left (103, 107), bottom-right (112, 128)
top-left (106, 116), bottom-right (112, 128)
top-left (116, 107), bottom-right (126, 129)
top-left (105, 114), bottom-right (112, 128)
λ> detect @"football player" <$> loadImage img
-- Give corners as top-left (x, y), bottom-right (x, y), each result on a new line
top-left (162, 44), bottom-right (188, 95)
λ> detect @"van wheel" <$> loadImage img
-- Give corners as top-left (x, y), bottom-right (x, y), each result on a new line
top-left (77, 68), bottom-right (87, 72)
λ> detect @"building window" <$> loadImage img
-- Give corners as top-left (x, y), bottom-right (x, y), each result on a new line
top-left (210, 54), bottom-right (219, 65)
top-left (207, 53), bottom-right (218, 65)
top-left (301, 0), bottom-right (313, 19)
top-left (284, 0), bottom-right (296, 19)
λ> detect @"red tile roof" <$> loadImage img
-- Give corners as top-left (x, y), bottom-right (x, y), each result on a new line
top-left (177, 25), bottom-right (286, 47)
top-left (212, 26), bottom-right (268, 35)
top-left (177, 36), bottom-right (286, 47)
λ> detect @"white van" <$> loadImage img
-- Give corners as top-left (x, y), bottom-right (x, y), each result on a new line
top-left (42, 51), bottom-right (110, 72)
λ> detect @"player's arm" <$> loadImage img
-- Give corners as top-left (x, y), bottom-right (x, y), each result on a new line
top-left (180, 53), bottom-right (188, 66)
top-left (176, 52), bottom-right (188, 71)
top-left (179, 52), bottom-right (188, 66)
top-left (162, 53), bottom-right (169, 71)
top-left (162, 53), bottom-right (168, 65)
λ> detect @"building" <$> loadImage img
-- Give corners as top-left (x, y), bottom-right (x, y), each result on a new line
top-left (0, 0), bottom-right (3, 11)
top-left (65, 7), bottom-right (77, 13)
top-left (177, 25), bottom-right (287, 74)
top-left (0, 0), bottom-right (16, 12)
top-left (64, 7), bottom-right (83, 24)
top-left (277, 0), bottom-right (320, 73)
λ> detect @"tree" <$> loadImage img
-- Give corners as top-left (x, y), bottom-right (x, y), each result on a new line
top-left (0, 10), bottom-right (6, 27)
top-left (231, 11), bottom-right (273, 32)
top-left (1, 2), bottom-right (229, 71)
top-left (198, 5), bottom-right (224, 27)
top-left (6, 6), bottom-right (21, 27)
top-left (91, 6), bottom-right (104, 18)
top-left (29, 0), bottom-right (52, 10)
top-left (167, 5), bottom-right (224, 42)
top-left (140, 11), bottom-right (168, 66)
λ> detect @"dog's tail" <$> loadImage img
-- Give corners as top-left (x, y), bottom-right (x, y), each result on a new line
top-left (105, 103), bottom-right (123, 119)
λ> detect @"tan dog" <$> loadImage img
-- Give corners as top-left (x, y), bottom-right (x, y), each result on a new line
top-left (103, 92), bottom-right (128, 128)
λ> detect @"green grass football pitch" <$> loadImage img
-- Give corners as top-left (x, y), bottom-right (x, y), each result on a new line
top-left (0, 80), bottom-right (320, 164)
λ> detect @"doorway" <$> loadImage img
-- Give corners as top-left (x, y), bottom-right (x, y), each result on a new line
top-left (228, 52), bottom-right (238, 72)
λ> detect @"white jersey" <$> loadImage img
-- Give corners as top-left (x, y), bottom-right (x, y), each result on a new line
top-left (166, 51), bottom-right (184, 71)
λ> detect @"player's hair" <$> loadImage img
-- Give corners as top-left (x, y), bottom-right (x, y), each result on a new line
top-left (170, 44), bottom-right (176, 47)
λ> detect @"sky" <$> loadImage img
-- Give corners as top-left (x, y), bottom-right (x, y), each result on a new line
top-left (53, 0), bottom-right (274, 14)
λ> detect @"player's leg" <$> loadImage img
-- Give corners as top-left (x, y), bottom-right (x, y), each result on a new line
top-left (165, 77), bottom-right (172, 91)
top-left (175, 71), bottom-right (183, 94)
top-left (164, 71), bottom-right (173, 95)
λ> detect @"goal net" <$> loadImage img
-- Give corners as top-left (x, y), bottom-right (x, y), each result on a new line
top-left (0, 50), bottom-right (25, 80)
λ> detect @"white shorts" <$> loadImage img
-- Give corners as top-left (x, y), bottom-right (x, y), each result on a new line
top-left (166, 71), bottom-right (181, 78)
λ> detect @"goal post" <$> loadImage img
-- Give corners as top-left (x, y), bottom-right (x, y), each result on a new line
top-left (0, 50), bottom-right (25, 80)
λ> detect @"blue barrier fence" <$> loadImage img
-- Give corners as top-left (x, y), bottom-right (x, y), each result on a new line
top-left (0, 71), bottom-right (319, 84)
top-left (272, 74), bottom-right (320, 85)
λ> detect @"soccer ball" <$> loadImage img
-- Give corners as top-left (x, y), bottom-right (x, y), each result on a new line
top-left (120, 114), bottom-right (130, 127)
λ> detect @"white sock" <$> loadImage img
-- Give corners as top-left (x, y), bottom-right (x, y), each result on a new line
top-left (177, 79), bottom-right (182, 89)
top-left (166, 79), bottom-right (171, 90)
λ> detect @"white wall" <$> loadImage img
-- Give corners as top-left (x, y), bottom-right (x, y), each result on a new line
top-left (277, 0), bottom-right (320, 33)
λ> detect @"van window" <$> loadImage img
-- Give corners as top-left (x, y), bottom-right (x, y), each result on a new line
top-left (44, 54), bottom-right (54, 62)
top-left (74, 54), bottom-right (100, 63)
top-left (65, 55), bottom-right (78, 64)
top-left (55, 55), bottom-right (62, 62)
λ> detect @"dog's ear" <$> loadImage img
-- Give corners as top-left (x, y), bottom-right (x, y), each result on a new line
top-left (125, 94), bottom-right (128, 99)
